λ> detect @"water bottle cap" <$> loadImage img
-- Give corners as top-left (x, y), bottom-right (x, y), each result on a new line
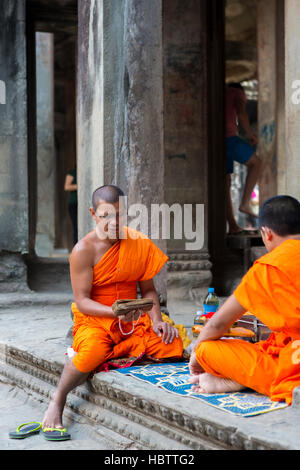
top-left (208, 287), bottom-right (214, 293)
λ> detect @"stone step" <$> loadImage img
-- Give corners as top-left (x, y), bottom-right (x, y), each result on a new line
top-left (0, 303), bottom-right (299, 451)
top-left (0, 340), bottom-right (298, 450)
top-left (0, 344), bottom-right (227, 450)
top-left (0, 292), bottom-right (73, 309)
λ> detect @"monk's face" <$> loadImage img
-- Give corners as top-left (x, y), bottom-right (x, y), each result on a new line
top-left (91, 200), bottom-right (126, 241)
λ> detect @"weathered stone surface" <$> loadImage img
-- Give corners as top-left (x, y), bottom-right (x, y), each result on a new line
top-left (257, 0), bottom-right (277, 202)
top-left (163, 0), bottom-right (209, 253)
top-left (284, 0), bottom-right (300, 201)
top-left (0, 251), bottom-right (29, 292)
top-left (77, 0), bottom-right (167, 298)
top-left (0, 0), bottom-right (28, 254)
top-left (167, 251), bottom-right (212, 300)
top-left (1, 339), bottom-right (299, 450)
top-left (0, 299), bottom-right (300, 450)
top-left (35, 32), bottom-right (55, 257)
top-left (124, 0), bottom-right (167, 300)
top-left (167, 271), bottom-right (212, 301)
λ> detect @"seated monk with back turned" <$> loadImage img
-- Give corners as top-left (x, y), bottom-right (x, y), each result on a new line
top-left (189, 195), bottom-right (300, 405)
top-left (42, 185), bottom-right (183, 432)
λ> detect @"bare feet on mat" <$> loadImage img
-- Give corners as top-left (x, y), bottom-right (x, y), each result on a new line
top-left (189, 372), bottom-right (245, 394)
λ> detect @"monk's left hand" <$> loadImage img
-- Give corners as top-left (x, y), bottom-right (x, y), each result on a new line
top-left (120, 309), bottom-right (140, 323)
top-left (152, 321), bottom-right (179, 345)
top-left (189, 351), bottom-right (204, 377)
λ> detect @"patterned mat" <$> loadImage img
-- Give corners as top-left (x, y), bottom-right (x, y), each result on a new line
top-left (114, 362), bottom-right (288, 417)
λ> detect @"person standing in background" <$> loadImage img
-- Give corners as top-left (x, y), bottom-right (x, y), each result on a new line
top-left (64, 168), bottom-right (78, 245)
top-left (225, 83), bottom-right (261, 234)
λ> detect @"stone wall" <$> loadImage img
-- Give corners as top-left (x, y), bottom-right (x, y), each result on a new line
top-left (0, 0), bottom-right (29, 291)
top-left (0, 0), bottom-right (28, 254)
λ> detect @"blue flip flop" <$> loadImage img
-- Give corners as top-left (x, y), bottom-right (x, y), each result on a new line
top-left (43, 427), bottom-right (71, 441)
top-left (9, 422), bottom-right (42, 439)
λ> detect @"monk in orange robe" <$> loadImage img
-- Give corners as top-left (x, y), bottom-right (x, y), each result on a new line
top-left (189, 195), bottom-right (300, 406)
top-left (42, 185), bottom-right (183, 433)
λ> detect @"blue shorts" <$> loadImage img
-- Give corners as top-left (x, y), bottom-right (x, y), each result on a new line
top-left (226, 136), bottom-right (255, 174)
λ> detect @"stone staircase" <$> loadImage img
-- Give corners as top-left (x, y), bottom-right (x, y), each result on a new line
top-left (1, 340), bottom-right (294, 451)
top-left (0, 296), bottom-right (299, 451)
top-left (1, 255), bottom-right (299, 450)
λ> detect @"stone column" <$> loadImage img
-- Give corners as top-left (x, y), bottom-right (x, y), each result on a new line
top-left (124, 0), bottom-right (167, 301)
top-left (35, 32), bottom-right (55, 257)
top-left (77, 0), bottom-right (167, 299)
top-left (276, 0), bottom-right (286, 195)
top-left (284, 0), bottom-right (300, 200)
top-left (0, 0), bottom-right (29, 291)
top-left (163, 0), bottom-right (213, 301)
top-left (77, 0), bottom-right (105, 240)
top-left (257, 0), bottom-right (277, 204)
top-left (77, 0), bottom-right (126, 237)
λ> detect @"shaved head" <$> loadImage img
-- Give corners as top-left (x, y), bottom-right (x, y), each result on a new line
top-left (92, 185), bottom-right (124, 211)
top-left (259, 195), bottom-right (300, 236)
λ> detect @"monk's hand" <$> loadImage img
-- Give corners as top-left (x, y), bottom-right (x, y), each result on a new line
top-left (152, 320), bottom-right (178, 345)
top-left (120, 309), bottom-right (140, 324)
top-left (189, 350), bottom-right (204, 377)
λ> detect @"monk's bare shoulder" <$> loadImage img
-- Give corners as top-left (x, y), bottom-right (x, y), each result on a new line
top-left (69, 232), bottom-right (96, 269)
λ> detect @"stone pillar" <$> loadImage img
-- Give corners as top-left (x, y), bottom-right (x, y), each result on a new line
top-left (163, 0), bottom-right (214, 301)
top-left (124, 0), bottom-right (167, 301)
top-left (35, 32), bottom-right (55, 257)
top-left (77, 0), bottom-right (167, 300)
top-left (257, 0), bottom-right (277, 204)
top-left (284, 0), bottom-right (300, 200)
top-left (276, 0), bottom-right (286, 195)
top-left (77, 0), bottom-right (126, 237)
top-left (0, 0), bottom-right (29, 291)
top-left (77, 0), bottom-right (105, 240)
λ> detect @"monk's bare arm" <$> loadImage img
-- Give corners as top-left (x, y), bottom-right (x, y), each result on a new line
top-left (192, 294), bottom-right (246, 350)
top-left (139, 279), bottom-right (178, 344)
top-left (139, 279), bottom-right (162, 323)
top-left (70, 246), bottom-right (114, 318)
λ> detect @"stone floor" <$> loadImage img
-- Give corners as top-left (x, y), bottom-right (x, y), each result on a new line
top-left (0, 381), bottom-right (138, 450)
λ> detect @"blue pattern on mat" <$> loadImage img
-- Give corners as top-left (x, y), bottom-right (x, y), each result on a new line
top-left (114, 362), bottom-right (288, 417)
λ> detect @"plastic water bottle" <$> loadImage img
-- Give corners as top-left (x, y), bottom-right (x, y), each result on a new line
top-left (203, 287), bottom-right (219, 319)
top-left (192, 310), bottom-right (205, 338)
top-left (193, 310), bottom-right (205, 338)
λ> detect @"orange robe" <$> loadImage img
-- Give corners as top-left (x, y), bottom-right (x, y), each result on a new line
top-left (71, 227), bottom-right (183, 373)
top-left (196, 239), bottom-right (300, 405)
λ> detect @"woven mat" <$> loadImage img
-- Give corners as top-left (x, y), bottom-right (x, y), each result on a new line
top-left (113, 362), bottom-right (288, 417)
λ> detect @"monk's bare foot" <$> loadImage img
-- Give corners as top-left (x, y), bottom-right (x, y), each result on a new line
top-left (190, 372), bottom-right (245, 394)
top-left (189, 374), bottom-right (202, 385)
top-left (239, 204), bottom-right (258, 219)
top-left (42, 393), bottom-right (65, 429)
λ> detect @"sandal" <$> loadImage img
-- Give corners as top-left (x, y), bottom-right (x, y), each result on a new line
top-left (9, 422), bottom-right (42, 439)
top-left (43, 427), bottom-right (71, 441)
